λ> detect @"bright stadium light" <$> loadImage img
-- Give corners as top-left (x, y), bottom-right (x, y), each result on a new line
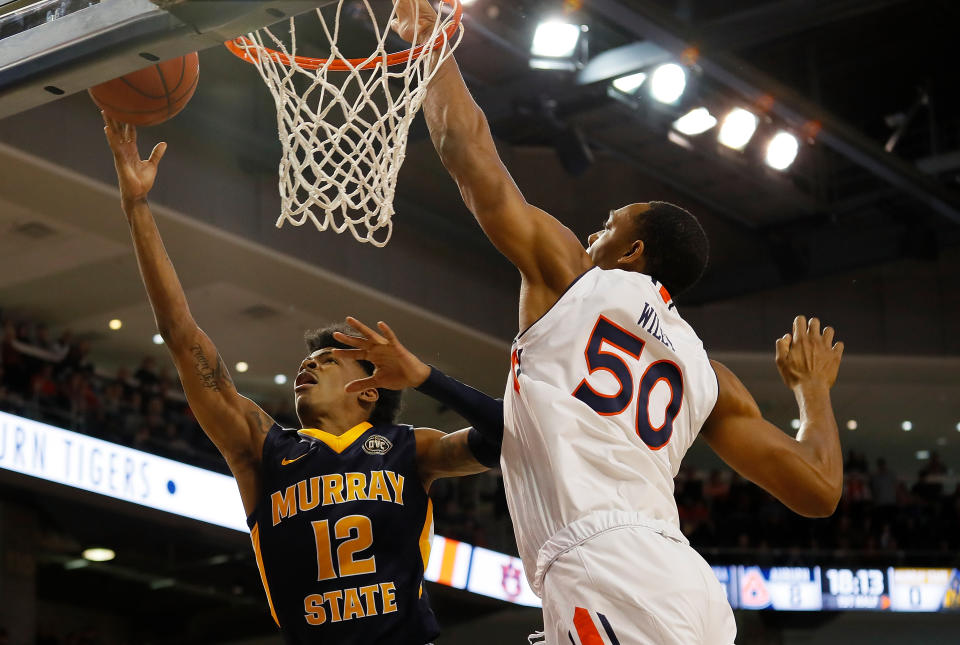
top-left (901, 420), bottom-right (913, 431)
top-left (530, 21), bottom-right (581, 58)
top-left (718, 108), bottom-right (759, 150)
top-left (846, 419), bottom-right (858, 431)
top-left (791, 419), bottom-right (801, 430)
top-left (673, 107), bottom-right (717, 135)
top-left (274, 374), bottom-right (288, 385)
top-left (915, 450), bottom-right (930, 460)
top-left (650, 63), bottom-right (686, 104)
top-left (152, 334), bottom-right (164, 345)
top-left (108, 318), bottom-right (122, 331)
top-left (235, 361), bottom-right (249, 373)
top-left (82, 547), bottom-right (115, 562)
top-left (765, 131), bottom-right (800, 170)
top-left (611, 71), bottom-right (647, 94)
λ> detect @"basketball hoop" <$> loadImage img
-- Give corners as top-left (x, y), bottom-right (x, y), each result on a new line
top-left (225, 0), bottom-right (464, 247)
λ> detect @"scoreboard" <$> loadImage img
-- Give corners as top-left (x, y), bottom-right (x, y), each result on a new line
top-left (719, 565), bottom-right (960, 613)
top-left (821, 568), bottom-right (890, 610)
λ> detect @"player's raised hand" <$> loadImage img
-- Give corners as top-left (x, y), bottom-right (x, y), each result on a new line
top-left (101, 110), bottom-right (167, 206)
top-left (775, 315), bottom-right (844, 390)
top-left (390, 0), bottom-right (439, 44)
top-left (333, 317), bottom-right (431, 392)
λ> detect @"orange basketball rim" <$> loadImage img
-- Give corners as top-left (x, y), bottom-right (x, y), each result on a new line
top-left (224, 0), bottom-right (463, 71)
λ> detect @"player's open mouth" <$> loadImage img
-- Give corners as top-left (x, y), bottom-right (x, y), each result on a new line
top-left (294, 371), bottom-right (318, 391)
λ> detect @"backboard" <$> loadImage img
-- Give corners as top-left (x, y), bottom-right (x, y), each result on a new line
top-left (0, 0), bottom-right (331, 119)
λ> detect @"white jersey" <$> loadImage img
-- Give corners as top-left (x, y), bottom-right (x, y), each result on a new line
top-left (502, 267), bottom-right (718, 593)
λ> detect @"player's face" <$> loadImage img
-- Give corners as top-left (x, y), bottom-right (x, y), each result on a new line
top-left (586, 203), bottom-right (651, 268)
top-left (293, 348), bottom-right (370, 419)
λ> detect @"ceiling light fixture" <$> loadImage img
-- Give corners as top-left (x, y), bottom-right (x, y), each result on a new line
top-left (235, 362), bottom-right (249, 373)
top-left (765, 131), bottom-right (800, 170)
top-left (673, 107), bottom-right (717, 135)
top-left (718, 108), bottom-right (759, 150)
top-left (82, 547), bottom-right (116, 562)
top-left (649, 63), bottom-right (686, 104)
top-left (531, 21), bottom-right (581, 57)
top-left (611, 71), bottom-right (647, 94)
top-left (108, 319), bottom-right (122, 331)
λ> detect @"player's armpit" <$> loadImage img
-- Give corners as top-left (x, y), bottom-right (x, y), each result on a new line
top-left (165, 327), bottom-right (274, 513)
top-left (414, 428), bottom-right (487, 490)
top-left (700, 361), bottom-right (842, 518)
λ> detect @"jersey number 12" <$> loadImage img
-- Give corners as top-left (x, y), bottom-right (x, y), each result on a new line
top-left (573, 316), bottom-right (683, 450)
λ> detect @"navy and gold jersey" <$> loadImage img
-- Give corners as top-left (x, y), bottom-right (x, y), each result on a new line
top-left (247, 422), bottom-right (438, 645)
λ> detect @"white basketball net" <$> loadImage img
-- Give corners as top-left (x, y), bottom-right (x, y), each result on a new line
top-left (231, 0), bottom-right (463, 246)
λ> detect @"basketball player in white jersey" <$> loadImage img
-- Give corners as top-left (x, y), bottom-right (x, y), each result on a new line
top-left (389, 2), bottom-right (845, 642)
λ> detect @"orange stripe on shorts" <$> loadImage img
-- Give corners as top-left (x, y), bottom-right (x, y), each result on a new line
top-left (573, 607), bottom-right (604, 645)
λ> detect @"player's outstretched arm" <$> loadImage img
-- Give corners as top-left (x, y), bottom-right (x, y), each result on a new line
top-left (332, 317), bottom-right (502, 488)
top-left (700, 316), bottom-right (844, 518)
top-left (392, 0), bottom-right (590, 293)
top-left (102, 113), bottom-right (273, 515)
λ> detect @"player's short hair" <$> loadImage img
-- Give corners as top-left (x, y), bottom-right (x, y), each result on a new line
top-left (633, 201), bottom-right (709, 296)
top-left (304, 323), bottom-right (403, 426)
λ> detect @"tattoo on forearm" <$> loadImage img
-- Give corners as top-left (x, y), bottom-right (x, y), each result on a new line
top-left (213, 354), bottom-right (235, 389)
top-left (191, 345), bottom-right (233, 392)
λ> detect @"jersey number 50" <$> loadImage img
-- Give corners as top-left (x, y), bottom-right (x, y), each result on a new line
top-left (573, 316), bottom-right (683, 450)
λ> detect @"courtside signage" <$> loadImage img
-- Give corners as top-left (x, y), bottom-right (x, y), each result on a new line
top-left (3, 413), bottom-right (958, 612)
top-left (466, 546), bottom-right (542, 607)
top-left (0, 411), bottom-right (248, 531)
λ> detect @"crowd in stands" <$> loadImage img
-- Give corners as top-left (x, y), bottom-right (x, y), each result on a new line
top-left (675, 452), bottom-right (960, 565)
top-left (2, 312), bottom-right (959, 565)
top-left (0, 316), bottom-right (296, 473)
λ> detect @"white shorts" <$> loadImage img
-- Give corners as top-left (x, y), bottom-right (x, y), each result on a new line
top-left (538, 515), bottom-right (736, 645)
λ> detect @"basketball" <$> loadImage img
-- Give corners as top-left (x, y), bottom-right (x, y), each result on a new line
top-left (89, 52), bottom-right (199, 126)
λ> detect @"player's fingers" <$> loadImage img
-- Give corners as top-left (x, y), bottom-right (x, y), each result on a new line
top-left (344, 376), bottom-right (378, 393)
top-left (345, 316), bottom-right (382, 343)
top-left (793, 315), bottom-right (807, 340)
top-left (148, 141), bottom-right (167, 165)
top-left (377, 321), bottom-right (400, 345)
top-left (331, 334), bottom-right (366, 350)
top-left (822, 326), bottom-right (835, 346)
top-left (807, 317), bottom-right (821, 337)
top-left (834, 341), bottom-right (845, 359)
top-left (775, 334), bottom-right (791, 360)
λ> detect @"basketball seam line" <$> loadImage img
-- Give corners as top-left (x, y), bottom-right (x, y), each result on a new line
top-left (93, 73), bottom-right (199, 117)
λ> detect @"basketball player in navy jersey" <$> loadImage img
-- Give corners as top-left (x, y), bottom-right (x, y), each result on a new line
top-left (101, 113), bottom-right (503, 644)
top-left (392, 2), bottom-right (845, 643)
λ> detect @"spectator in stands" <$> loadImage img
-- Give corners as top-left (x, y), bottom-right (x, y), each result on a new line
top-left (134, 356), bottom-right (158, 390)
top-left (924, 451), bottom-right (947, 477)
top-left (61, 339), bottom-right (92, 374)
top-left (703, 468), bottom-right (730, 503)
top-left (1, 320), bottom-right (27, 394)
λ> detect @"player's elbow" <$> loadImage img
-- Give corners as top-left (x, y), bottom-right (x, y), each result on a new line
top-left (794, 481), bottom-right (842, 518)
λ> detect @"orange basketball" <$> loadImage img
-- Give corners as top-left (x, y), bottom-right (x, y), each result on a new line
top-left (89, 53), bottom-right (199, 126)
